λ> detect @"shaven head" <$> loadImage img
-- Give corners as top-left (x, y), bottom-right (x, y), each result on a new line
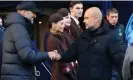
top-left (83, 7), bottom-right (103, 29)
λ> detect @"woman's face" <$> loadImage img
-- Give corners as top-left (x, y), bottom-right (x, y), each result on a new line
top-left (54, 20), bottom-right (65, 32)
top-left (63, 14), bottom-right (71, 26)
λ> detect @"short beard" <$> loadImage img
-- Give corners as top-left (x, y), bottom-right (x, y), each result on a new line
top-left (27, 18), bottom-right (34, 24)
top-left (86, 26), bottom-right (95, 31)
top-left (30, 20), bottom-right (34, 24)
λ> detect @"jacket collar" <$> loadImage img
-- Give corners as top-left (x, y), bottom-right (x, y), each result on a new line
top-left (71, 15), bottom-right (79, 25)
top-left (81, 23), bottom-right (106, 40)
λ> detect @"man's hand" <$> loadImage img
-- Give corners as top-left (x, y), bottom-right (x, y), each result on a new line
top-left (47, 50), bottom-right (61, 60)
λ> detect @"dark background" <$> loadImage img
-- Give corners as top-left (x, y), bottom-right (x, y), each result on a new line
top-left (0, 1), bottom-right (131, 26)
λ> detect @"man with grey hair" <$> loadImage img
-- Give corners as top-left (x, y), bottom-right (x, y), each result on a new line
top-left (1, 1), bottom-right (60, 80)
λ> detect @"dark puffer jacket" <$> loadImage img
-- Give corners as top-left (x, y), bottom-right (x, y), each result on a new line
top-left (1, 12), bottom-right (49, 80)
top-left (103, 17), bottom-right (126, 44)
top-left (60, 21), bottom-right (126, 80)
top-left (103, 18), bottom-right (126, 80)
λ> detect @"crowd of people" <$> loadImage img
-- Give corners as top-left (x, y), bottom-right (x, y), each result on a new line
top-left (0, 1), bottom-right (133, 80)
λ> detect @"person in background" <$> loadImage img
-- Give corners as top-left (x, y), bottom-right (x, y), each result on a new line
top-left (57, 8), bottom-right (77, 80)
top-left (57, 8), bottom-right (73, 48)
top-left (104, 8), bottom-right (125, 43)
top-left (69, 1), bottom-right (83, 40)
top-left (103, 8), bottom-right (126, 80)
top-left (1, 1), bottom-right (60, 80)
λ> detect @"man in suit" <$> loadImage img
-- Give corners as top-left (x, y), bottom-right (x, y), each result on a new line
top-left (69, 1), bottom-right (83, 40)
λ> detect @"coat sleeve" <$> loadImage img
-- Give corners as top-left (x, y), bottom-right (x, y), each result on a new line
top-left (60, 40), bottom-right (78, 62)
top-left (108, 31), bottom-right (126, 79)
top-left (10, 24), bottom-right (49, 64)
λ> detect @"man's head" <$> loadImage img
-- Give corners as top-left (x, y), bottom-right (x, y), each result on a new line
top-left (106, 8), bottom-right (119, 26)
top-left (83, 7), bottom-right (102, 30)
top-left (16, 1), bottom-right (41, 23)
top-left (0, 17), bottom-right (2, 26)
top-left (57, 8), bottom-right (71, 26)
top-left (69, 1), bottom-right (83, 19)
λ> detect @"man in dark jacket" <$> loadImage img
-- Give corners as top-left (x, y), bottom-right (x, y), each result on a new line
top-left (1, 1), bottom-right (60, 80)
top-left (53, 7), bottom-right (126, 80)
top-left (103, 8), bottom-right (126, 80)
top-left (104, 8), bottom-right (125, 43)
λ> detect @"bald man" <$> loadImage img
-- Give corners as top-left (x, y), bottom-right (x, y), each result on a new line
top-left (55, 7), bottom-right (125, 80)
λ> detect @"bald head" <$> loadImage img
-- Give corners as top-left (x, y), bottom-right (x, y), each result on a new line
top-left (86, 7), bottom-right (102, 20)
top-left (84, 7), bottom-right (103, 29)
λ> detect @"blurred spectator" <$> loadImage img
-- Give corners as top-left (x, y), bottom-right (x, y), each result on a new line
top-left (69, 1), bottom-right (83, 40)
top-left (103, 8), bottom-right (126, 80)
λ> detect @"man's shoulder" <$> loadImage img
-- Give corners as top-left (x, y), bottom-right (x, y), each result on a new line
top-left (6, 23), bottom-right (27, 35)
top-left (108, 29), bottom-right (124, 43)
top-left (9, 23), bottom-right (25, 29)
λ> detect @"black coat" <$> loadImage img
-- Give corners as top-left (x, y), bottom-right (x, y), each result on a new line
top-left (60, 22), bottom-right (126, 80)
top-left (1, 12), bottom-right (49, 80)
top-left (103, 18), bottom-right (127, 80)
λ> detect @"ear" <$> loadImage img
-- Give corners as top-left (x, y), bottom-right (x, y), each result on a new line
top-left (106, 15), bottom-right (109, 20)
top-left (69, 7), bottom-right (73, 13)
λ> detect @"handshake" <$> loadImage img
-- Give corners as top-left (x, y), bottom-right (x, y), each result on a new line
top-left (47, 50), bottom-right (61, 60)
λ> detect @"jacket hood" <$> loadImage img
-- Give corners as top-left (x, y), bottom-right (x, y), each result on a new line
top-left (4, 12), bottom-right (29, 28)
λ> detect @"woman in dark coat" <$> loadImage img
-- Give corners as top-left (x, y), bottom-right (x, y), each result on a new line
top-left (57, 8), bottom-right (73, 48)
top-left (57, 8), bottom-right (78, 79)
top-left (46, 13), bottom-right (74, 80)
